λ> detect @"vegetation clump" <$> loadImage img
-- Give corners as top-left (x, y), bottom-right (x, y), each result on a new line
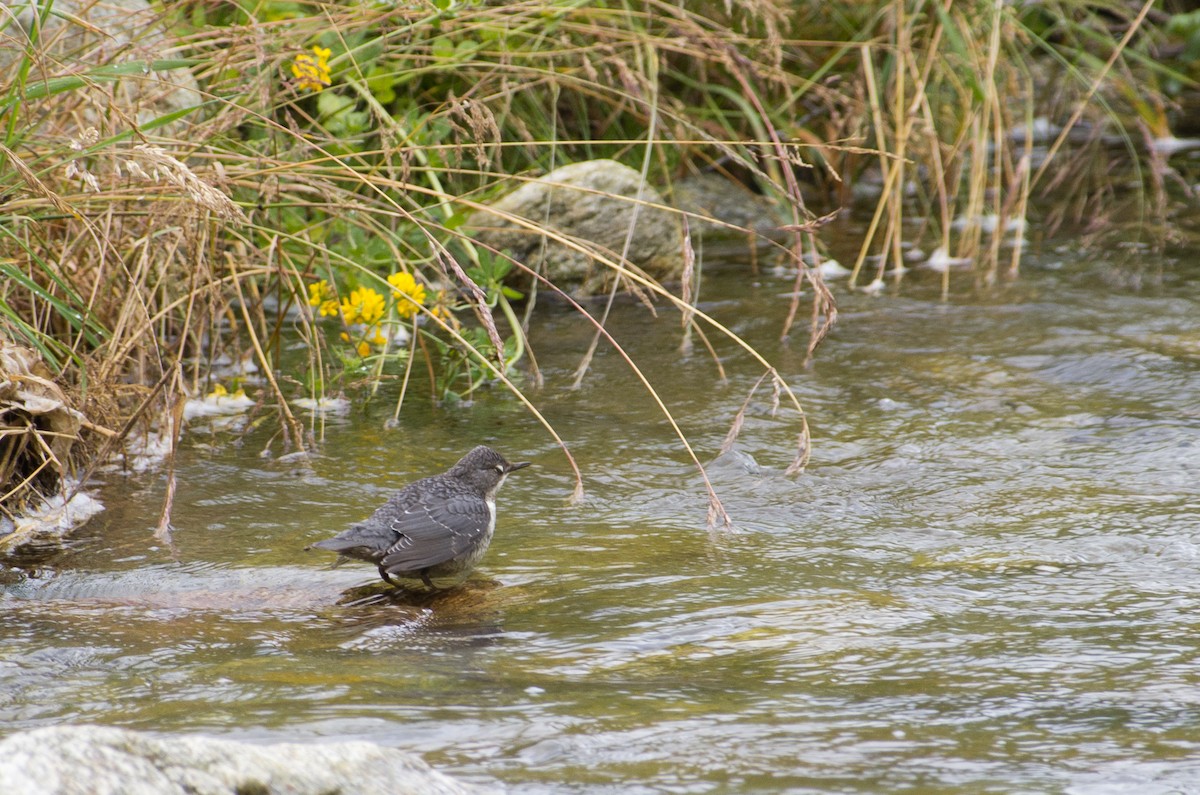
top-left (0, 0), bottom-right (1191, 526)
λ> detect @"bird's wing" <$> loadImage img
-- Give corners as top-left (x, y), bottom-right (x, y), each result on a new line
top-left (378, 491), bottom-right (491, 572)
top-left (307, 519), bottom-right (397, 562)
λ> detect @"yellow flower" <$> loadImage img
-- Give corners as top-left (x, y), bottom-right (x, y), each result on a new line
top-left (310, 280), bottom-right (342, 317)
top-left (387, 271), bottom-right (427, 319)
top-left (205, 384), bottom-right (247, 400)
top-left (307, 279), bottom-right (331, 307)
top-left (360, 288), bottom-right (387, 325)
top-left (340, 297), bottom-right (359, 325)
top-left (291, 45), bottom-right (332, 92)
top-left (428, 289), bottom-right (454, 322)
top-left (344, 327), bottom-right (387, 359)
top-left (340, 286), bottom-right (386, 326)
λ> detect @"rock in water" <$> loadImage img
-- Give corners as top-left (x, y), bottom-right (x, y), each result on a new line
top-left (0, 725), bottom-right (487, 795)
top-left (469, 159), bottom-right (684, 296)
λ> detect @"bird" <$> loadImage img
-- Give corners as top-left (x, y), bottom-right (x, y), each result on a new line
top-left (307, 445), bottom-right (530, 588)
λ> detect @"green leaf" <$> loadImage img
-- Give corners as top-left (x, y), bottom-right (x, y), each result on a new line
top-left (456, 39), bottom-right (477, 60)
top-left (317, 92), bottom-right (355, 118)
top-left (431, 36), bottom-right (455, 61)
top-left (366, 68), bottom-right (397, 104)
top-left (0, 60), bottom-right (196, 113)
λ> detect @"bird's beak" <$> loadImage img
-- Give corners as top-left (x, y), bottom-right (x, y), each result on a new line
top-left (507, 461), bottom-right (532, 473)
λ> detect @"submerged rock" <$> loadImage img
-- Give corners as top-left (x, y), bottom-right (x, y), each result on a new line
top-left (469, 159), bottom-right (684, 296)
top-left (0, 725), bottom-right (486, 795)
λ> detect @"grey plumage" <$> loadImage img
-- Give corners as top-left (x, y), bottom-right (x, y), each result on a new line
top-left (308, 445), bottom-right (530, 588)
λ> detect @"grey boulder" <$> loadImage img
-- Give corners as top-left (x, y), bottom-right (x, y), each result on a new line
top-left (469, 159), bottom-right (684, 296)
top-left (3, 0), bottom-right (201, 131)
top-left (0, 725), bottom-right (487, 795)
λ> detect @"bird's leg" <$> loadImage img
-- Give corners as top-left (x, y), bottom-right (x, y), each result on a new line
top-left (420, 569), bottom-right (435, 589)
top-left (378, 564), bottom-right (397, 586)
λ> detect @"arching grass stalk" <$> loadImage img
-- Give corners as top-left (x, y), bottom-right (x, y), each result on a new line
top-left (415, 303), bottom-right (584, 505)
top-left (460, 197), bottom-right (812, 467)
top-left (389, 312), bottom-right (420, 426)
top-left (494, 290), bottom-right (525, 374)
top-left (460, 213), bottom-right (813, 506)
top-left (572, 35), bottom-right (661, 388)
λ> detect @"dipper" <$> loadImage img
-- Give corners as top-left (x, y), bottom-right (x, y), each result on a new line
top-left (308, 445), bottom-right (530, 588)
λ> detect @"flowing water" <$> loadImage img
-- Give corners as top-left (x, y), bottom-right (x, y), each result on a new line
top-left (2, 237), bottom-right (1199, 793)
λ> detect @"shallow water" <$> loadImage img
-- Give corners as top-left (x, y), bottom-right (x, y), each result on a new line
top-left (3, 239), bottom-right (1200, 793)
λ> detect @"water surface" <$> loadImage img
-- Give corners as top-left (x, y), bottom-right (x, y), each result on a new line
top-left (3, 241), bottom-right (1199, 794)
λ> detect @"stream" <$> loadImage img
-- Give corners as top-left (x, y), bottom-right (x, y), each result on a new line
top-left (2, 234), bottom-right (1199, 793)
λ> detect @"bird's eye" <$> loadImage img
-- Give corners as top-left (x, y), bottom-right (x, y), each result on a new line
top-left (494, 464), bottom-right (505, 474)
